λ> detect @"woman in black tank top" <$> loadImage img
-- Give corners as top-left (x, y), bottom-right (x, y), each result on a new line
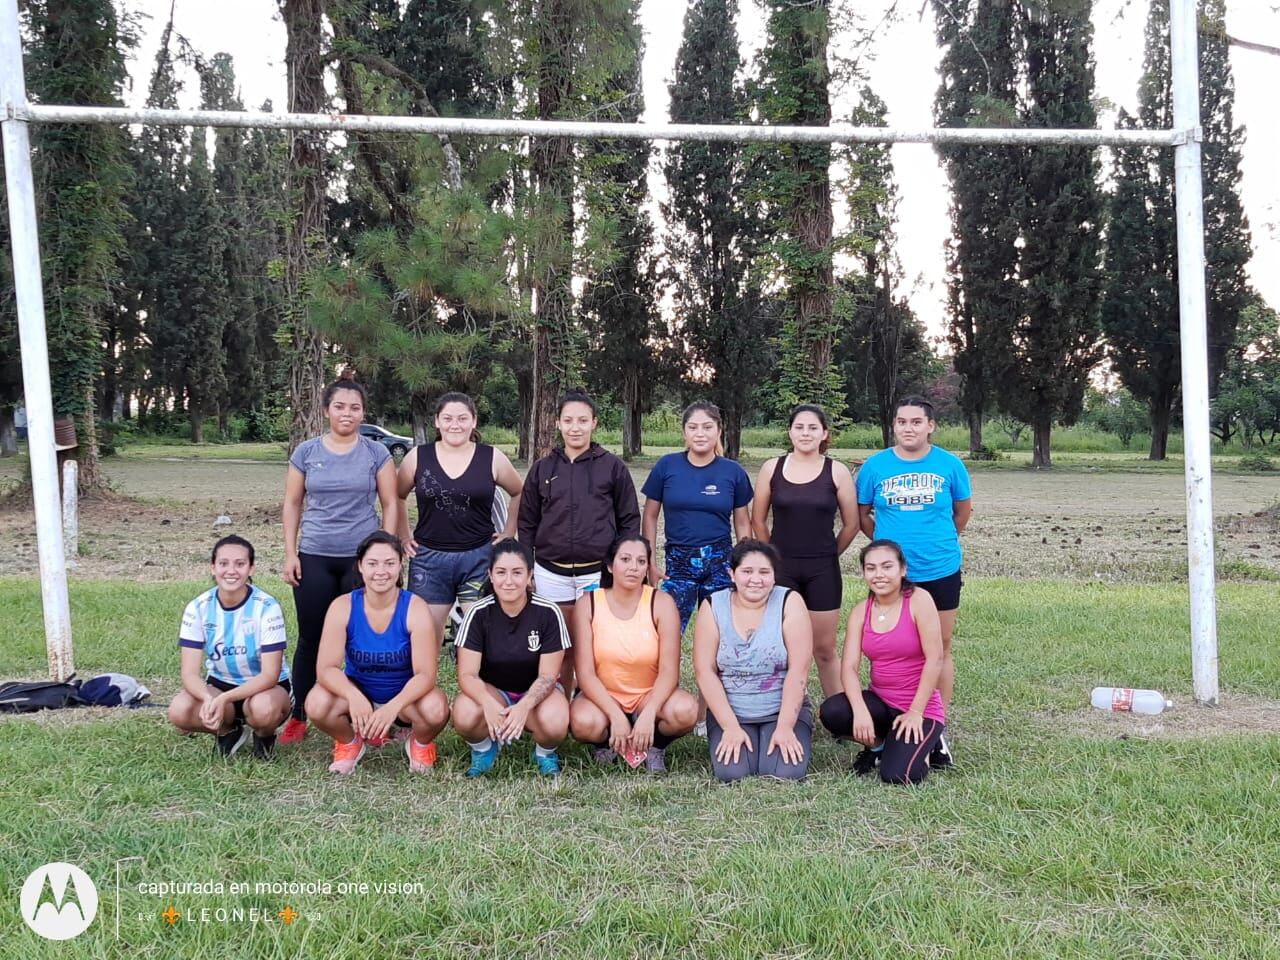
top-left (396, 393), bottom-right (524, 641)
top-left (750, 404), bottom-right (859, 697)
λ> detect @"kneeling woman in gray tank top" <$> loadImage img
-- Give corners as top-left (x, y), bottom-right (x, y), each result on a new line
top-left (693, 539), bottom-right (814, 782)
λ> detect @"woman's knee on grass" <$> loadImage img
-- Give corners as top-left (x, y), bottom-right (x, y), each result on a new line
top-left (405, 687), bottom-right (450, 733)
top-left (528, 690), bottom-right (569, 745)
top-left (450, 692), bottom-right (486, 737)
top-left (569, 697), bottom-right (608, 743)
top-left (168, 691), bottom-right (203, 732)
top-left (303, 685), bottom-right (342, 725)
top-left (244, 689), bottom-right (290, 732)
top-left (658, 690), bottom-right (699, 736)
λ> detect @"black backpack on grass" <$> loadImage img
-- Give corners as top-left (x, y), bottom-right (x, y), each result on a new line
top-left (0, 677), bottom-right (84, 713)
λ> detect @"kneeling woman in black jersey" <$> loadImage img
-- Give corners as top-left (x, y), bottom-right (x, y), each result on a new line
top-left (451, 539), bottom-right (571, 777)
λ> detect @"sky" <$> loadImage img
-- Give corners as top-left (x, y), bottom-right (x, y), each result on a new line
top-left (120, 0), bottom-right (1280, 336)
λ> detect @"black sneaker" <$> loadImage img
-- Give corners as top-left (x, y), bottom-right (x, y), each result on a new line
top-left (851, 747), bottom-right (880, 776)
top-left (216, 722), bottom-right (251, 758)
top-left (930, 735), bottom-right (954, 769)
top-left (252, 732), bottom-right (277, 761)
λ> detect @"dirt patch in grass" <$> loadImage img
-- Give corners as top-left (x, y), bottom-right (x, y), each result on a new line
top-left (1048, 692), bottom-right (1280, 739)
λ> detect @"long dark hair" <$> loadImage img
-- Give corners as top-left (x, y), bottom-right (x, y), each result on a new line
top-left (352, 531), bottom-right (405, 589)
top-left (433, 392), bottom-right (482, 443)
top-left (789, 403), bottom-right (831, 454)
top-left (485, 538), bottom-right (534, 600)
top-left (599, 533), bottom-right (652, 589)
top-left (859, 538), bottom-right (913, 599)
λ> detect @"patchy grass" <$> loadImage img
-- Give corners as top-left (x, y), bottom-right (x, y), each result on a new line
top-left (2, 577), bottom-right (1280, 958)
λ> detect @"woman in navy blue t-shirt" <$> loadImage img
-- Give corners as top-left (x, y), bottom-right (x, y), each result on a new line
top-left (641, 401), bottom-right (753, 636)
top-left (306, 532), bottom-right (451, 776)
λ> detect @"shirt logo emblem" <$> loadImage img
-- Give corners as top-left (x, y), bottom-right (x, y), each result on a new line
top-left (702, 484), bottom-right (719, 496)
top-left (527, 630), bottom-right (541, 652)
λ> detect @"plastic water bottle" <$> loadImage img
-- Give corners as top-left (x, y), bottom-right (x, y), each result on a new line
top-left (1091, 687), bottom-right (1173, 715)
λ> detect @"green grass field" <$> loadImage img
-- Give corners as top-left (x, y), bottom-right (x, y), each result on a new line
top-left (3, 575), bottom-right (1279, 959)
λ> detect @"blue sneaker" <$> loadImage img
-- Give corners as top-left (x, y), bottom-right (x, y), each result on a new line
top-left (466, 741), bottom-right (500, 778)
top-left (533, 748), bottom-right (560, 777)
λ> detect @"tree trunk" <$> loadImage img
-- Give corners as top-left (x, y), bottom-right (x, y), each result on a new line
top-left (515, 364), bottom-right (532, 463)
top-left (77, 383), bottom-right (102, 492)
top-left (722, 401), bottom-right (743, 461)
top-left (282, 0), bottom-right (328, 453)
top-left (1148, 396), bottom-right (1172, 461)
top-left (1031, 419), bottom-right (1052, 470)
top-left (411, 393), bottom-right (431, 446)
top-left (0, 406), bottom-right (16, 457)
top-left (529, 0), bottom-right (576, 461)
top-left (967, 409), bottom-right (984, 455)
top-left (626, 404), bottom-right (643, 461)
top-left (191, 410), bottom-right (205, 444)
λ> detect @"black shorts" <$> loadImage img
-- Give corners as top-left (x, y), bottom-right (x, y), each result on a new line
top-left (775, 555), bottom-right (842, 612)
top-left (206, 675), bottom-right (294, 721)
top-left (913, 570), bottom-right (963, 612)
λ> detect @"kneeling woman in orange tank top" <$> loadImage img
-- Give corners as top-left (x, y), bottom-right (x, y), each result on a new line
top-left (570, 534), bottom-right (698, 773)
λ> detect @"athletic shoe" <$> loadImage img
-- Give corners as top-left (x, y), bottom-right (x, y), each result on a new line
top-left (328, 735), bottom-right (366, 775)
top-left (406, 737), bottom-right (437, 773)
top-left (643, 748), bottom-right (667, 775)
top-left (694, 720), bottom-right (708, 739)
top-left (930, 736), bottom-right (954, 770)
top-left (533, 749), bottom-right (561, 777)
top-left (279, 717), bottom-right (308, 745)
top-left (592, 746), bottom-right (618, 765)
top-left (466, 741), bottom-right (501, 778)
top-left (251, 733), bottom-right (277, 761)
top-left (215, 722), bottom-right (251, 758)
top-left (851, 747), bottom-right (879, 777)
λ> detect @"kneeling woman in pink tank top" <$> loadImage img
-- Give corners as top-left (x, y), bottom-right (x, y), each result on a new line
top-left (818, 539), bottom-right (946, 785)
top-left (570, 534), bottom-right (698, 773)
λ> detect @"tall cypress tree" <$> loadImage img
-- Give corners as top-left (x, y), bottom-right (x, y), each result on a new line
top-left (754, 0), bottom-right (840, 416)
top-left (933, 0), bottom-right (1022, 455)
top-left (175, 127), bottom-right (230, 443)
top-left (664, 0), bottom-right (771, 459)
top-left (580, 3), bottom-right (664, 459)
top-left (1101, 0), bottom-right (1178, 459)
top-left (993, 1), bottom-right (1104, 469)
top-left (1100, 0), bottom-right (1251, 455)
top-left (23, 0), bottom-right (134, 488)
top-left (1198, 0), bottom-right (1252, 419)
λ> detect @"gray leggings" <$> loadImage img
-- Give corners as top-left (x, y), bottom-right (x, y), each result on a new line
top-left (707, 702), bottom-right (813, 782)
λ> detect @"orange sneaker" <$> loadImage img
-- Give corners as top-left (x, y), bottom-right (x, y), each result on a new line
top-left (328, 735), bottom-right (365, 775)
top-left (280, 717), bottom-right (308, 745)
top-left (405, 737), bottom-right (437, 773)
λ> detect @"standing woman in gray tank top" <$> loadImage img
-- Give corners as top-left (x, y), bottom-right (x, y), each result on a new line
top-left (751, 404), bottom-right (858, 697)
top-left (396, 392), bottom-right (524, 644)
top-left (281, 380), bottom-right (400, 744)
top-left (693, 539), bottom-right (814, 782)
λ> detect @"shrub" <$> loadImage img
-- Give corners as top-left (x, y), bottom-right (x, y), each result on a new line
top-left (1238, 452), bottom-right (1274, 472)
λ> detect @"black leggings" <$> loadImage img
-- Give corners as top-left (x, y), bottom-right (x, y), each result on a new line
top-left (819, 690), bottom-right (945, 785)
top-left (291, 552), bottom-right (355, 720)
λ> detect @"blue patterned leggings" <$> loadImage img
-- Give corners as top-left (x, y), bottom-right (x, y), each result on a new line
top-left (661, 539), bottom-right (734, 635)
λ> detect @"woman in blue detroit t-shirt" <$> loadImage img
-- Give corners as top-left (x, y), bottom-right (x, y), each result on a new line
top-left (641, 401), bottom-right (753, 635)
top-left (856, 395), bottom-right (971, 767)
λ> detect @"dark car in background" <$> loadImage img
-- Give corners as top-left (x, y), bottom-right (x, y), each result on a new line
top-left (359, 423), bottom-right (413, 458)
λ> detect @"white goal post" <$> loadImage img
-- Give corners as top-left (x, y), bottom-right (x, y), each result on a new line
top-left (0, 0), bottom-right (1219, 703)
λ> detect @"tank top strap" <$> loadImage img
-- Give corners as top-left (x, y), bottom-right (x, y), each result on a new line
top-left (467, 443), bottom-right (495, 483)
top-left (821, 455), bottom-right (834, 486)
top-left (392, 588), bottom-right (412, 634)
top-left (769, 455), bottom-right (788, 496)
top-left (862, 594), bottom-right (874, 631)
top-left (349, 588), bottom-right (367, 633)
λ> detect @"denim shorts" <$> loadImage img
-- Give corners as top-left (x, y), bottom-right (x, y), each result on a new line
top-left (408, 543), bottom-right (492, 605)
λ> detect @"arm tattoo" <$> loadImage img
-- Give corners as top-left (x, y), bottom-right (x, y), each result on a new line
top-left (522, 675), bottom-right (556, 709)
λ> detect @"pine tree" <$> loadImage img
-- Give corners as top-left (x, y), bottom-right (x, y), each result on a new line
top-left (754, 0), bottom-right (840, 416)
top-left (23, 0), bottom-right (134, 488)
top-left (664, 0), bottom-right (772, 459)
top-left (933, 0), bottom-right (1022, 455)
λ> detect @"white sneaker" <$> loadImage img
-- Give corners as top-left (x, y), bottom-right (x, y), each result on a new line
top-left (694, 720), bottom-right (708, 739)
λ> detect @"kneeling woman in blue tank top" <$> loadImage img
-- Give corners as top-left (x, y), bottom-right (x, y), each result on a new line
top-left (306, 531), bottom-right (451, 775)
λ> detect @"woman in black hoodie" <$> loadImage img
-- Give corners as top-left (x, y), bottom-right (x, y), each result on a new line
top-left (518, 390), bottom-right (641, 687)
